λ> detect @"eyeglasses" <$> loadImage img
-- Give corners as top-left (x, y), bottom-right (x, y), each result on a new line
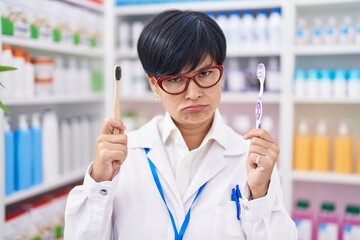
top-left (154, 65), bottom-right (224, 95)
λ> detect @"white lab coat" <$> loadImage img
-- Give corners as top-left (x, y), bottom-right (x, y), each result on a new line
top-left (64, 115), bottom-right (297, 240)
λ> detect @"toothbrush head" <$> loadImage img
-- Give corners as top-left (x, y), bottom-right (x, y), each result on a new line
top-left (256, 63), bottom-right (266, 83)
top-left (114, 65), bottom-right (122, 81)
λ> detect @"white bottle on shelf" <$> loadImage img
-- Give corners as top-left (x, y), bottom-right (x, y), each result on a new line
top-left (347, 69), bottom-right (360, 98)
top-left (79, 116), bottom-right (91, 168)
top-left (226, 58), bottom-right (245, 92)
top-left (227, 11), bottom-right (242, 50)
top-left (215, 12), bottom-right (228, 41)
top-left (79, 59), bottom-right (91, 95)
top-left (24, 52), bottom-right (35, 99)
top-left (339, 16), bottom-right (355, 44)
top-left (242, 10), bottom-right (255, 47)
top-left (311, 17), bottom-right (323, 45)
top-left (266, 57), bottom-right (281, 92)
top-left (323, 17), bottom-right (338, 45)
top-left (319, 69), bottom-right (332, 98)
top-left (0, 44), bottom-right (15, 99)
top-left (119, 21), bottom-right (131, 51)
top-left (71, 117), bottom-right (81, 170)
top-left (42, 109), bottom-right (60, 183)
top-left (53, 57), bottom-right (66, 95)
top-left (294, 69), bottom-right (307, 98)
top-left (254, 9), bottom-right (268, 47)
top-left (306, 69), bottom-right (319, 98)
top-left (60, 118), bottom-right (71, 174)
top-left (12, 48), bottom-right (26, 99)
top-left (268, 8), bottom-right (282, 46)
top-left (356, 17), bottom-right (360, 44)
top-left (65, 57), bottom-right (78, 95)
top-left (296, 17), bottom-right (310, 45)
top-left (333, 69), bottom-right (347, 98)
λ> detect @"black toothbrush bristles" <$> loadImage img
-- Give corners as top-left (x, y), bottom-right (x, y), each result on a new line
top-left (115, 65), bottom-right (121, 81)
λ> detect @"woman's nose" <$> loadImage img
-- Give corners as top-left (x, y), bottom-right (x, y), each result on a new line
top-left (185, 79), bottom-right (202, 100)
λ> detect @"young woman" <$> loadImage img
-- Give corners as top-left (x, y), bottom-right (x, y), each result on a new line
top-left (64, 10), bottom-right (297, 240)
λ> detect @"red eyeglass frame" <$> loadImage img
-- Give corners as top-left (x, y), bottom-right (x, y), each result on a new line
top-left (153, 64), bottom-right (224, 95)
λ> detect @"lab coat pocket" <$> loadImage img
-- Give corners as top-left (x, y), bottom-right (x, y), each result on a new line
top-left (212, 201), bottom-right (245, 240)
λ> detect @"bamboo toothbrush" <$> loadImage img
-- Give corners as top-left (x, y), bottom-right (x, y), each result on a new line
top-left (113, 65), bottom-right (122, 134)
top-left (255, 63), bottom-right (265, 129)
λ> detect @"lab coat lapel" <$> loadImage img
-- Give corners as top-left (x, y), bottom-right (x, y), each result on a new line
top-left (183, 142), bottom-right (227, 203)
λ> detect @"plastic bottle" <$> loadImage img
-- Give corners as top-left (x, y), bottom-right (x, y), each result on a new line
top-left (294, 119), bottom-right (312, 171)
top-left (268, 8), bottom-right (281, 46)
top-left (266, 57), bottom-right (281, 92)
top-left (32, 57), bottom-right (54, 96)
top-left (60, 118), bottom-right (72, 174)
top-left (292, 200), bottom-right (313, 240)
top-left (14, 114), bottom-right (32, 191)
top-left (334, 121), bottom-right (353, 174)
top-left (24, 52), bottom-right (35, 99)
top-left (333, 69), bottom-right (347, 98)
top-left (118, 21), bottom-right (130, 51)
top-left (339, 16), bottom-right (355, 44)
top-left (227, 11), bottom-right (242, 50)
top-left (311, 17), bottom-right (323, 45)
top-left (71, 117), bottom-right (81, 170)
top-left (215, 12), bottom-right (228, 42)
top-left (42, 110), bottom-right (60, 183)
top-left (4, 117), bottom-right (15, 195)
top-left (242, 10), bottom-right (255, 47)
top-left (53, 57), bottom-right (65, 95)
top-left (312, 120), bottom-right (330, 172)
top-left (30, 113), bottom-right (43, 185)
top-left (12, 48), bottom-right (26, 99)
top-left (317, 203), bottom-right (338, 240)
top-left (296, 17), bottom-right (310, 45)
top-left (324, 17), bottom-right (339, 45)
top-left (347, 69), bottom-right (360, 98)
top-left (254, 10), bottom-right (268, 47)
top-left (79, 59), bottom-right (91, 95)
top-left (355, 17), bottom-right (360, 44)
top-left (65, 57), bottom-right (78, 95)
top-left (1, 44), bottom-right (15, 99)
top-left (79, 116), bottom-right (91, 168)
top-left (341, 205), bottom-right (360, 240)
top-left (307, 69), bottom-right (319, 98)
top-left (319, 69), bottom-right (332, 98)
top-left (226, 58), bottom-right (246, 92)
top-left (294, 69), bottom-right (307, 97)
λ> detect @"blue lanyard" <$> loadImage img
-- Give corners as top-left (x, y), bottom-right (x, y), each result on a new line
top-left (145, 148), bottom-right (207, 240)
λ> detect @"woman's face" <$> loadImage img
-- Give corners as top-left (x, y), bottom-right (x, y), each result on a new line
top-left (147, 55), bottom-right (223, 128)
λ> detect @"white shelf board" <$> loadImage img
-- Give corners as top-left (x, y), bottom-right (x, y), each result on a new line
top-left (292, 171), bottom-right (360, 185)
top-left (5, 170), bottom-right (85, 205)
top-left (3, 36), bottom-right (103, 58)
top-left (4, 94), bottom-right (104, 106)
top-left (63, 0), bottom-right (104, 12)
top-left (115, 1), bottom-right (282, 16)
top-left (295, 45), bottom-right (360, 56)
top-left (296, 0), bottom-right (360, 7)
top-left (294, 97), bottom-right (360, 104)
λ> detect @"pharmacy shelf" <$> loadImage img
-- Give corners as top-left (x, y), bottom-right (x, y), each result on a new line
top-left (117, 47), bottom-right (282, 59)
top-left (63, 0), bottom-right (104, 12)
top-left (5, 170), bottom-right (85, 205)
top-left (115, 0), bottom-right (282, 16)
top-left (2, 36), bottom-right (103, 58)
top-left (294, 97), bottom-right (360, 104)
top-left (292, 171), bottom-right (360, 185)
top-left (294, 45), bottom-right (360, 56)
top-left (4, 94), bottom-right (104, 106)
top-left (295, 0), bottom-right (360, 7)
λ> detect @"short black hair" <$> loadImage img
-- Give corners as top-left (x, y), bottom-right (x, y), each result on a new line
top-left (137, 9), bottom-right (226, 77)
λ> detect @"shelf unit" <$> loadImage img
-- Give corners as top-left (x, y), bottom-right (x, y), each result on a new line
top-left (292, 0), bottom-right (360, 222)
top-left (0, 1), bottom-right (105, 238)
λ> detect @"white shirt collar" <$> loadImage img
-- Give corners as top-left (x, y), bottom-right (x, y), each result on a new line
top-left (159, 109), bottom-right (227, 150)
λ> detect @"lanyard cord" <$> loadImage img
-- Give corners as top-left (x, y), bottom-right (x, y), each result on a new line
top-left (145, 148), bottom-right (207, 240)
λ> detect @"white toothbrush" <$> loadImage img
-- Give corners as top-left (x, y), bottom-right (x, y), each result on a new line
top-left (255, 63), bottom-right (265, 129)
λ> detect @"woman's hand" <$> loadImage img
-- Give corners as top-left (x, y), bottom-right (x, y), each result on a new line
top-left (91, 118), bottom-right (128, 182)
top-left (243, 128), bottom-right (280, 199)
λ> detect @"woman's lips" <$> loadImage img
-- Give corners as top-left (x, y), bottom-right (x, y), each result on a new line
top-left (183, 105), bottom-right (207, 112)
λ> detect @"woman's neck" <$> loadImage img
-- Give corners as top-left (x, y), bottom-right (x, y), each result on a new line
top-left (175, 116), bottom-right (214, 151)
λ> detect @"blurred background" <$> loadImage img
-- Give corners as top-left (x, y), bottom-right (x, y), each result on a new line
top-left (0, 0), bottom-right (360, 239)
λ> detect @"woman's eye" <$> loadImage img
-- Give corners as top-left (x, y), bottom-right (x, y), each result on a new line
top-left (165, 77), bottom-right (182, 83)
top-left (199, 71), bottom-right (210, 77)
